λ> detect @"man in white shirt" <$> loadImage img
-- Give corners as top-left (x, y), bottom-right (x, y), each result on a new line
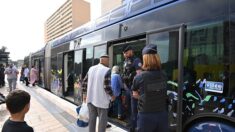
top-left (82, 54), bottom-right (115, 132)
top-left (4, 64), bottom-right (19, 91)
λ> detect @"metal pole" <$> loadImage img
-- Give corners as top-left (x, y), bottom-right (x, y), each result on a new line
top-left (177, 24), bottom-right (186, 132)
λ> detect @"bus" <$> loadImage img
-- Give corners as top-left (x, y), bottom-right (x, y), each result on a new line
top-left (26, 0), bottom-right (235, 131)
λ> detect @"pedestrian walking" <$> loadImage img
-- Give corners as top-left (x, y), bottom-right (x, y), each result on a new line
top-left (30, 66), bottom-right (38, 86)
top-left (4, 64), bottom-right (19, 91)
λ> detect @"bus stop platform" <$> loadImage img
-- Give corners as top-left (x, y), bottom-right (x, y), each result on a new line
top-left (0, 83), bottom-right (126, 132)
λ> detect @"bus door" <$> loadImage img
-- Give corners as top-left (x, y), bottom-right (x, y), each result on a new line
top-left (33, 58), bottom-right (43, 87)
top-left (108, 36), bottom-right (146, 125)
top-left (74, 49), bottom-right (85, 105)
top-left (146, 24), bottom-right (186, 132)
top-left (63, 51), bottom-right (75, 102)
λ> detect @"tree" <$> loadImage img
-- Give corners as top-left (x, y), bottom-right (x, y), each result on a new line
top-left (0, 46), bottom-right (7, 52)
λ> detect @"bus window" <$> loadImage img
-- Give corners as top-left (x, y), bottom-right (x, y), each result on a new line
top-left (182, 21), bottom-right (235, 125)
top-left (83, 47), bottom-right (93, 75)
top-left (93, 44), bottom-right (107, 65)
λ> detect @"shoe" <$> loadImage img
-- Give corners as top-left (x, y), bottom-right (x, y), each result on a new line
top-left (106, 124), bottom-right (112, 128)
top-left (129, 128), bottom-right (136, 132)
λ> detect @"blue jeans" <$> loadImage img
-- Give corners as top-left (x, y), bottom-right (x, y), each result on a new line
top-left (113, 96), bottom-right (122, 117)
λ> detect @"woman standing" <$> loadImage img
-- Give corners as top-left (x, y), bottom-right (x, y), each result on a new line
top-left (132, 44), bottom-right (168, 132)
top-left (111, 65), bottom-right (124, 119)
top-left (30, 66), bottom-right (38, 86)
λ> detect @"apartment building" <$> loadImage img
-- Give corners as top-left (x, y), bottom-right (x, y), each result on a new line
top-left (44, 0), bottom-right (90, 43)
top-left (89, 0), bottom-right (124, 20)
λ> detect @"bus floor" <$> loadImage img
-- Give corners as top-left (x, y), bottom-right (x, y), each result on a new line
top-left (0, 82), bottom-right (126, 132)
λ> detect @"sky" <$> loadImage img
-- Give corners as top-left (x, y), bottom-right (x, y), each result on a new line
top-left (0, 0), bottom-right (67, 61)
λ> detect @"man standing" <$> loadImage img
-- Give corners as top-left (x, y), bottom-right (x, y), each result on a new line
top-left (82, 54), bottom-right (115, 132)
top-left (4, 64), bottom-right (19, 91)
top-left (122, 45), bottom-right (142, 132)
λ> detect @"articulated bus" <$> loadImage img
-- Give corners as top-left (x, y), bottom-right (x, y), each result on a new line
top-left (25, 0), bottom-right (235, 131)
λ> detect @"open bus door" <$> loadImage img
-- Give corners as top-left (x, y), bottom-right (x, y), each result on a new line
top-left (108, 35), bottom-right (146, 128)
top-left (63, 51), bottom-right (75, 102)
top-left (33, 58), bottom-right (44, 87)
top-left (146, 24), bottom-right (186, 132)
top-left (73, 49), bottom-right (85, 105)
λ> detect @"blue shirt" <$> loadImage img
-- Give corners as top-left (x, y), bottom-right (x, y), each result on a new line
top-left (111, 73), bottom-right (123, 96)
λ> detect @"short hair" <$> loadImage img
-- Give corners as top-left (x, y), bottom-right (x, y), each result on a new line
top-left (112, 65), bottom-right (120, 74)
top-left (6, 90), bottom-right (31, 114)
top-left (142, 54), bottom-right (161, 71)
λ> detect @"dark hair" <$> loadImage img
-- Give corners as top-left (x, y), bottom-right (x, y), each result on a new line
top-left (6, 90), bottom-right (31, 114)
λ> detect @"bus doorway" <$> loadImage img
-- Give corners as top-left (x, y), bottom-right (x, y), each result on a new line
top-left (33, 59), bottom-right (44, 88)
top-left (108, 37), bottom-right (146, 127)
top-left (108, 25), bottom-right (186, 131)
top-left (63, 51), bottom-right (75, 102)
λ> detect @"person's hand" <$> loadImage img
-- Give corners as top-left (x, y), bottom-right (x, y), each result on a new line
top-left (133, 91), bottom-right (139, 99)
top-left (111, 96), bottom-right (116, 102)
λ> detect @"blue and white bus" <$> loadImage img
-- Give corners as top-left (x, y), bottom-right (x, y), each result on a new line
top-left (26, 0), bottom-right (235, 131)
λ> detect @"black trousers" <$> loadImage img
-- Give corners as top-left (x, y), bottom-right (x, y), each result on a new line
top-left (0, 77), bottom-right (4, 87)
top-left (24, 77), bottom-right (29, 86)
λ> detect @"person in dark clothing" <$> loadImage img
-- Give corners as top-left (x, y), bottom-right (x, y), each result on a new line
top-left (20, 65), bottom-right (25, 83)
top-left (122, 45), bottom-right (142, 132)
top-left (132, 44), bottom-right (169, 132)
top-left (2, 90), bottom-right (33, 132)
top-left (0, 64), bottom-right (5, 87)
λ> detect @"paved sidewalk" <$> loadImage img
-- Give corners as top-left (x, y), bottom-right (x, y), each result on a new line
top-left (0, 82), bottom-right (126, 132)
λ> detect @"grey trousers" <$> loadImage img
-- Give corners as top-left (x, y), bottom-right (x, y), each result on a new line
top-left (88, 103), bottom-right (108, 132)
top-left (7, 78), bottom-right (17, 91)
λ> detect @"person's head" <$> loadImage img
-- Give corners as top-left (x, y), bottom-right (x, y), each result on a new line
top-left (9, 64), bottom-right (13, 68)
top-left (31, 65), bottom-right (34, 68)
top-left (5, 90), bottom-right (31, 115)
top-left (112, 65), bottom-right (120, 74)
top-left (142, 44), bottom-right (161, 71)
top-left (99, 54), bottom-right (109, 67)
top-left (123, 45), bottom-right (134, 59)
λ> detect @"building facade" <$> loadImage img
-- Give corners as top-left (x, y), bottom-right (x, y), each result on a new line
top-left (89, 0), bottom-right (123, 20)
top-left (44, 0), bottom-right (90, 43)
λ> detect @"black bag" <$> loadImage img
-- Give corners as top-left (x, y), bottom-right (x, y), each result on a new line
top-left (20, 76), bottom-right (24, 81)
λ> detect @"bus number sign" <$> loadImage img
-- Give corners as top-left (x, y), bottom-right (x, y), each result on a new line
top-left (205, 81), bottom-right (224, 93)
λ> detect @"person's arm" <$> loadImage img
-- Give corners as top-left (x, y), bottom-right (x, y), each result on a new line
top-left (134, 58), bottom-right (142, 75)
top-left (104, 69), bottom-right (115, 101)
top-left (132, 75), bottom-right (142, 99)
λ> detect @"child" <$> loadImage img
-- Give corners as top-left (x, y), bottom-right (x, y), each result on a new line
top-left (2, 90), bottom-right (33, 132)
